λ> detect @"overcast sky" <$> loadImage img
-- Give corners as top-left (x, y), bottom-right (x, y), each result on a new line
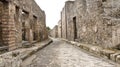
top-left (35, 0), bottom-right (68, 29)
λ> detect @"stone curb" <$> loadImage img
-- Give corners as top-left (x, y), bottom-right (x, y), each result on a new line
top-left (61, 38), bottom-right (120, 64)
top-left (0, 38), bottom-right (53, 67)
top-left (21, 38), bottom-right (53, 61)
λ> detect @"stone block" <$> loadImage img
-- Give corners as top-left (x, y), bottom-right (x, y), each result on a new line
top-left (116, 55), bottom-right (120, 64)
top-left (110, 51), bottom-right (120, 62)
top-left (101, 49), bottom-right (116, 59)
top-left (89, 46), bottom-right (103, 55)
top-left (0, 58), bottom-right (5, 67)
top-left (76, 43), bottom-right (81, 47)
top-left (70, 41), bottom-right (78, 45)
top-left (82, 44), bottom-right (91, 51)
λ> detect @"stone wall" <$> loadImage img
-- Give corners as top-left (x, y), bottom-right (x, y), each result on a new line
top-left (66, 1), bottom-right (75, 41)
top-left (58, 0), bottom-right (120, 48)
top-left (74, 0), bottom-right (106, 47)
top-left (61, 7), bottom-right (67, 39)
top-left (0, 0), bottom-right (48, 50)
top-left (50, 25), bottom-right (58, 38)
top-left (61, 1), bottom-right (75, 40)
top-left (58, 20), bottom-right (62, 38)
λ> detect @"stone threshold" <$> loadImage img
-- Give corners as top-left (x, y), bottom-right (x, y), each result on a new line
top-left (0, 38), bottom-right (53, 67)
top-left (61, 38), bottom-right (120, 64)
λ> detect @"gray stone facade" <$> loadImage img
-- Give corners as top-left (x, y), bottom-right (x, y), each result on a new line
top-left (58, 0), bottom-right (120, 49)
top-left (0, 0), bottom-right (48, 50)
top-left (58, 20), bottom-right (62, 38)
top-left (61, 7), bottom-right (67, 39)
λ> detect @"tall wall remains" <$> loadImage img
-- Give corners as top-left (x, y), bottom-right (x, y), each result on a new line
top-left (0, 0), bottom-right (48, 50)
top-left (59, 0), bottom-right (120, 48)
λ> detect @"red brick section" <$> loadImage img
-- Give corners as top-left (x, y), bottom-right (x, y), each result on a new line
top-left (0, 2), bottom-right (16, 50)
top-left (8, 3), bottom-right (16, 50)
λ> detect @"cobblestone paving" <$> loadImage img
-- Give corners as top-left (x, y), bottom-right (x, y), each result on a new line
top-left (27, 39), bottom-right (120, 67)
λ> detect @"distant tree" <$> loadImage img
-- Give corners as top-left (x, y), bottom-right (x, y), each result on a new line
top-left (46, 27), bottom-right (51, 34)
top-left (46, 27), bottom-right (51, 31)
top-left (46, 27), bottom-right (51, 36)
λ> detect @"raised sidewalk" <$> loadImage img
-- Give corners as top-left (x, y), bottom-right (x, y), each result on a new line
top-left (61, 38), bottom-right (120, 64)
top-left (0, 38), bottom-right (53, 67)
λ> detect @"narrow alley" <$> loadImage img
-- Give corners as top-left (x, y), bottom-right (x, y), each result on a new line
top-left (1, 0), bottom-right (120, 67)
top-left (24, 38), bottom-right (120, 67)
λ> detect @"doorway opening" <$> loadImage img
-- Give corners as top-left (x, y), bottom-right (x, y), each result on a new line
top-left (33, 15), bottom-right (38, 41)
top-left (73, 17), bottom-right (77, 41)
top-left (21, 10), bottom-right (29, 41)
top-left (102, 0), bottom-right (107, 2)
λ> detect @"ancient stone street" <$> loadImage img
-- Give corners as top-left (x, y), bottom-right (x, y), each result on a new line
top-left (25, 38), bottom-right (120, 67)
top-left (1, 0), bottom-right (120, 67)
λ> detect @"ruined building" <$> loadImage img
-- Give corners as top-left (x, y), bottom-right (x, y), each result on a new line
top-left (50, 25), bottom-right (58, 38)
top-left (57, 0), bottom-right (120, 49)
top-left (0, 0), bottom-right (48, 50)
